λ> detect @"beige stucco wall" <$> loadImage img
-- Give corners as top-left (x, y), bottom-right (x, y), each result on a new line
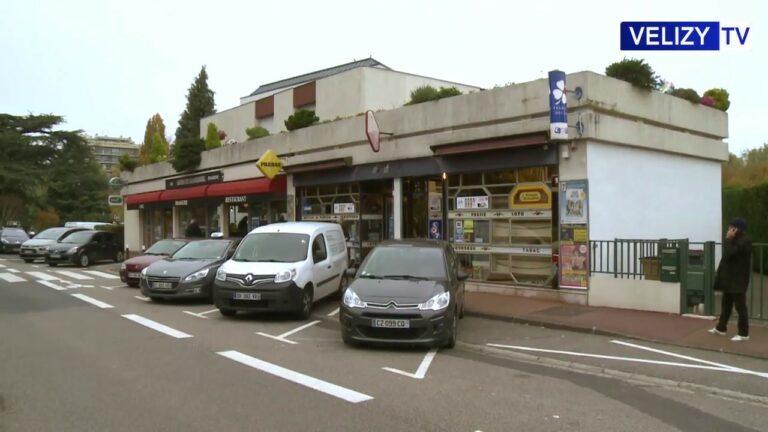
top-left (589, 275), bottom-right (681, 314)
top-left (200, 102), bottom-right (256, 144)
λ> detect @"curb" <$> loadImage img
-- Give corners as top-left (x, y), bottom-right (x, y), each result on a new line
top-left (456, 341), bottom-right (768, 407)
top-left (465, 310), bottom-right (768, 362)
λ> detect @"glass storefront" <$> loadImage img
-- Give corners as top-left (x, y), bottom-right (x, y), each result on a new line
top-left (177, 203), bottom-right (219, 238)
top-left (140, 207), bottom-right (173, 250)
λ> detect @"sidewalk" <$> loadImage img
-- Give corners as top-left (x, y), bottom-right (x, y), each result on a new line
top-left (465, 291), bottom-right (768, 360)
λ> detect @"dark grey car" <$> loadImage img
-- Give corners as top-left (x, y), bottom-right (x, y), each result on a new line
top-left (340, 240), bottom-right (468, 348)
top-left (140, 239), bottom-right (239, 301)
top-left (1, 228), bottom-right (29, 254)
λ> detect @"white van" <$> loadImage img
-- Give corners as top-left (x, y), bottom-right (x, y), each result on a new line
top-left (64, 221), bottom-right (111, 230)
top-left (212, 222), bottom-right (348, 319)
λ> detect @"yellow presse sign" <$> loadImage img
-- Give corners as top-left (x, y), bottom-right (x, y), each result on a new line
top-left (256, 149), bottom-right (282, 179)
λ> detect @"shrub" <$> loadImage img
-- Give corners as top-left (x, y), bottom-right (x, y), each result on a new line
top-left (670, 88), bottom-right (701, 103)
top-left (284, 109), bottom-right (319, 131)
top-left (405, 85), bottom-right (463, 105)
top-left (205, 123), bottom-right (221, 150)
top-left (700, 96), bottom-right (715, 107)
top-left (605, 58), bottom-right (660, 91)
top-left (437, 86), bottom-right (462, 98)
top-left (246, 126), bottom-right (270, 140)
top-left (171, 137), bottom-right (205, 172)
top-left (703, 88), bottom-right (730, 111)
top-left (118, 153), bottom-right (138, 172)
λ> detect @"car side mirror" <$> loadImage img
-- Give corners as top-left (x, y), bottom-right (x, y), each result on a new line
top-left (457, 271), bottom-right (469, 281)
top-left (345, 268), bottom-right (357, 277)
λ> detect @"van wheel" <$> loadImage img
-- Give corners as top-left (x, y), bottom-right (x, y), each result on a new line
top-left (336, 274), bottom-right (348, 298)
top-left (296, 287), bottom-right (313, 320)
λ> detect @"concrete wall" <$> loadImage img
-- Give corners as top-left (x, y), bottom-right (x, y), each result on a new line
top-left (589, 275), bottom-right (680, 313)
top-left (315, 68), bottom-right (366, 122)
top-left (587, 141), bottom-right (722, 242)
top-left (123, 207), bottom-right (141, 253)
top-left (200, 102), bottom-right (256, 144)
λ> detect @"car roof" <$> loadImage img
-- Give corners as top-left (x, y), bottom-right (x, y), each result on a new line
top-left (378, 239), bottom-right (447, 249)
top-left (251, 222), bottom-right (340, 236)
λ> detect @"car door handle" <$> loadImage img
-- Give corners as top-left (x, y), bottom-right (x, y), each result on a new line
top-left (326, 265), bottom-right (332, 269)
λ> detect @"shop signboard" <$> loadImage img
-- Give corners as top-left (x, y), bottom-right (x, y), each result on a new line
top-left (456, 196), bottom-right (489, 210)
top-left (256, 149), bottom-right (283, 180)
top-left (509, 183), bottom-right (551, 210)
top-left (333, 203), bottom-right (355, 214)
top-left (225, 196), bottom-right (247, 204)
top-left (166, 171), bottom-right (222, 189)
top-left (108, 195), bottom-right (123, 206)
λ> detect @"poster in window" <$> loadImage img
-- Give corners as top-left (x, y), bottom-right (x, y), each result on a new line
top-left (559, 180), bottom-right (589, 225)
top-left (454, 220), bottom-right (464, 242)
top-left (559, 242), bottom-right (589, 289)
top-left (456, 196), bottom-right (489, 209)
top-left (429, 219), bottom-right (443, 240)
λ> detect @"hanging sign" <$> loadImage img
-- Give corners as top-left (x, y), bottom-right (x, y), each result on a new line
top-left (256, 149), bottom-right (283, 180)
top-left (333, 203), bottom-right (356, 214)
top-left (548, 70), bottom-right (569, 140)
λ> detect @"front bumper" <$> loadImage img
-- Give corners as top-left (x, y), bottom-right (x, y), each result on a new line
top-left (1, 243), bottom-right (22, 253)
top-left (213, 279), bottom-right (303, 312)
top-left (19, 247), bottom-right (47, 259)
top-left (46, 251), bottom-right (78, 265)
top-left (340, 306), bottom-right (454, 346)
top-left (119, 268), bottom-right (143, 285)
top-left (140, 275), bottom-right (214, 299)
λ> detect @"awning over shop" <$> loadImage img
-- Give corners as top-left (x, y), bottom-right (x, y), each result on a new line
top-left (159, 185), bottom-right (209, 201)
top-left (124, 176), bottom-right (287, 209)
top-left (430, 132), bottom-right (549, 156)
top-left (124, 191), bottom-right (162, 206)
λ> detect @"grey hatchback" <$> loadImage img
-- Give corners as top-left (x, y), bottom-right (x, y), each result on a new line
top-left (340, 240), bottom-right (468, 348)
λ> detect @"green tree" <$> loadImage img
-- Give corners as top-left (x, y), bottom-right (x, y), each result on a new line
top-left (205, 123), bottom-right (221, 150)
top-left (605, 58), bottom-right (660, 91)
top-left (148, 132), bottom-right (167, 163)
top-left (140, 114), bottom-right (169, 164)
top-left (284, 109), bottom-right (319, 131)
top-left (118, 153), bottom-right (139, 172)
top-left (171, 137), bottom-right (205, 172)
top-left (245, 126), bottom-right (270, 140)
top-left (175, 66), bottom-right (216, 142)
top-left (47, 132), bottom-right (110, 222)
top-left (703, 88), bottom-right (730, 111)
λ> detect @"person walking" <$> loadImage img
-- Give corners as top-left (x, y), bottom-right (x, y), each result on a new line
top-left (709, 217), bottom-right (752, 341)
top-left (185, 219), bottom-right (203, 238)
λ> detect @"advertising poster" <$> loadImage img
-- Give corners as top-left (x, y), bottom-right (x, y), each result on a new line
top-left (456, 196), bottom-right (489, 209)
top-left (559, 242), bottom-right (589, 289)
top-left (548, 70), bottom-right (568, 140)
top-left (559, 180), bottom-right (589, 225)
top-left (454, 220), bottom-right (464, 242)
top-left (429, 220), bottom-right (443, 240)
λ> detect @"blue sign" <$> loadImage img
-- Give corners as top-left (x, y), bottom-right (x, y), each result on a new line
top-left (429, 220), bottom-right (442, 240)
top-left (548, 70), bottom-right (568, 141)
top-left (620, 22), bottom-right (751, 50)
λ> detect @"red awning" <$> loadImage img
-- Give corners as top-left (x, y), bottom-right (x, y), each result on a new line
top-left (206, 176), bottom-right (287, 197)
top-left (124, 191), bottom-right (162, 206)
top-left (159, 185), bottom-right (209, 201)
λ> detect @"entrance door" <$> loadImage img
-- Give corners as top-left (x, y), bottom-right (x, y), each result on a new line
top-left (403, 177), bottom-right (444, 240)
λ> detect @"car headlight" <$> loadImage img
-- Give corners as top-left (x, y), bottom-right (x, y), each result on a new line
top-left (274, 269), bottom-right (297, 283)
top-left (184, 268), bottom-right (210, 282)
top-left (141, 267), bottom-right (148, 278)
top-left (120, 262), bottom-right (127, 270)
top-left (39, 246), bottom-right (49, 252)
top-left (0, 239), bottom-right (8, 244)
top-left (67, 247), bottom-right (79, 254)
top-left (216, 268), bottom-right (227, 281)
top-left (419, 292), bottom-right (450, 311)
top-left (342, 288), bottom-right (366, 308)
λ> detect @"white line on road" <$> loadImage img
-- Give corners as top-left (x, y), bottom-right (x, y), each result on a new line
top-left (101, 286), bottom-right (114, 291)
top-left (37, 280), bottom-right (67, 291)
top-left (383, 349), bottom-right (438, 379)
top-left (26, 271), bottom-right (62, 281)
top-left (7, 268), bottom-right (20, 273)
top-left (0, 263), bottom-right (5, 267)
top-left (0, 273), bottom-right (26, 283)
top-left (55, 270), bottom-right (93, 280)
top-left (327, 307), bottom-right (340, 316)
top-left (71, 293), bottom-right (114, 309)
top-left (217, 350), bottom-right (373, 404)
top-left (122, 314), bottom-right (193, 339)
top-left (256, 320), bottom-right (322, 344)
top-left (183, 309), bottom-right (219, 319)
top-left (134, 295), bottom-right (151, 302)
top-left (256, 333), bottom-right (299, 345)
top-left (83, 270), bottom-right (120, 279)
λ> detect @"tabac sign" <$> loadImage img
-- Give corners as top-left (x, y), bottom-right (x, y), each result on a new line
top-left (256, 149), bottom-right (283, 180)
top-left (509, 183), bottom-right (552, 210)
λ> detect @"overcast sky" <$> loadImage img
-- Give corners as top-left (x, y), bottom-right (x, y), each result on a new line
top-left (1, 0), bottom-right (765, 155)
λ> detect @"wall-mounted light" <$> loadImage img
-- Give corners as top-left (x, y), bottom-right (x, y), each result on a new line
top-left (442, 172), bottom-right (447, 180)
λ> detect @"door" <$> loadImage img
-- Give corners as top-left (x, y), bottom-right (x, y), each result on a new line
top-left (311, 234), bottom-right (336, 299)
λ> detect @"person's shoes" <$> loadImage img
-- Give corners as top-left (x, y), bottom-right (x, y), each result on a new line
top-left (708, 328), bottom-right (726, 335)
top-left (731, 335), bottom-right (750, 342)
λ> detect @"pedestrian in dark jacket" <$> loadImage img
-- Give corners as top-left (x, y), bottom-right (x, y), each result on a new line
top-left (185, 219), bottom-right (203, 238)
top-left (709, 217), bottom-right (752, 341)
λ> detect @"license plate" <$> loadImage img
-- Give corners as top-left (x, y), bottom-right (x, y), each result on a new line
top-left (234, 292), bottom-right (261, 300)
top-left (371, 319), bottom-right (410, 328)
top-left (22, 250), bottom-right (33, 255)
top-left (127, 272), bottom-right (141, 278)
top-left (50, 253), bottom-right (61, 258)
top-left (153, 282), bottom-right (173, 289)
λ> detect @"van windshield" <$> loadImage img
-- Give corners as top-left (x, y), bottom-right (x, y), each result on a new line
top-left (233, 233), bottom-right (309, 263)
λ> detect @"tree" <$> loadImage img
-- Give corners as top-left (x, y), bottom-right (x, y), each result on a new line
top-left (703, 88), bottom-right (730, 111)
top-left (605, 58), bottom-right (660, 91)
top-left (140, 114), bottom-right (169, 164)
top-left (723, 144), bottom-right (768, 188)
top-left (246, 126), bottom-right (270, 140)
top-left (175, 66), bottom-right (216, 142)
top-left (47, 132), bottom-right (110, 222)
top-left (32, 208), bottom-right (59, 232)
top-left (171, 137), bottom-right (205, 172)
top-left (205, 123), bottom-right (221, 150)
top-left (284, 109), bottom-right (319, 131)
top-left (118, 153), bottom-right (139, 172)
top-left (147, 132), bottom-right (167, 163)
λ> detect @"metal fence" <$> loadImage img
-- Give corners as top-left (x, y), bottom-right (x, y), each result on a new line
top-left (590, 239), bottom-right (672, 279)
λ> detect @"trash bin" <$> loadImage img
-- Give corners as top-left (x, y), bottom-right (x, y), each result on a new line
top-left (641, 256), bottom-right (661, 280)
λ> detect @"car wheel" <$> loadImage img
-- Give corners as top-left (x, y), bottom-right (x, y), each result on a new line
top-left (342, 330), bottom-right (356, 347)
top-left (127, 282), bottom-right (139, 288)
top-left (23, 259), bottom-right (33, 264)
top-left (459, 298), bottom-right (466, 319)
top-left (296, 288), bottom-right (313, 320)
top-left (78, 253), bottom-right (90, 268)
top-left (149, 296), bottom-right (164, 303)
top-left (443, 309), bottom-right (457, 349)
top-left (114, 251), bottom-right (124, 263)
top-left (219, 308), bottom-right (236, 317)
top-left (48, 262), bottom-right (58, 267)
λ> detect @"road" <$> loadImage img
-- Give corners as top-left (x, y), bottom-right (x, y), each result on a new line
top-left (1, 256), bottom-right (767, 432)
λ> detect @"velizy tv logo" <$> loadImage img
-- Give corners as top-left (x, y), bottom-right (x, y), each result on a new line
top-left (621, 22), bottom-right (751, 50)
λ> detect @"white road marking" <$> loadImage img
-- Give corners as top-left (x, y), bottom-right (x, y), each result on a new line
top-left (7, 268), bottom-right (20, 273)
top-left (0, 263), bottom-right (5, 267)
top-left (257, 333), bottom-right (299, 345)
top-left (101, 286), bottom-right (114, 291)
top-left (26, 271), bottom-right (62, 281)
top-left (122, 314), bottom-right (193, 339)
top-left (134, 295), bottom-right (151, 302)
top-left (83, 270), bottom-right (120, 279)
top-left (55, 270), bottom-right (93, 280)
top-left (383, 349), bottom-right (438, 379)
top-left (327, 307), bottom-right (340, 316)
top-left (0, 273), bottom-right (26, 283)
top-left (37, 280), bottom-right (67, 291)
top-left (217, 350), bottom-right (373, 404)
top-left (183, 308), bottom-right (220, 319)
top-left (71, 293), bottom-right (114, 309)
top-left (611, 340), bottom-right (768, 379)
top-left (256, 320), bottom-right (322, 344)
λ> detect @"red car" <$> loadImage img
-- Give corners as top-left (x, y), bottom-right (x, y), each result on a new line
top-left (120, 239), bottom-right (189, 287)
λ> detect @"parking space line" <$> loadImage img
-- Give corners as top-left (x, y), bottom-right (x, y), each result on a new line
top-left (0, 273), bottom-right (27, 283)
top-left (55, 270), bottom-right (93, 280)
top-left (100, 286), bottom-right (114, 291)
top-left (183, 309), bottom-right (219, 319)
top-left (7, 268), bottom-right (20, 273)
top-left (122, 314), bottom-right (193, 339)
top-left (327, 307), bottom-right (340, 317)
top-left (256, 320), bottom-right (322, 344)
top-left (84, 270), bottom-right (120, 279)
top-left (217, 350), bottom-right (374, 404)
top-left (256, 333), bottom-right (299, 345)
top-left (0, 263), bottom-right (5, 267)
top-left (37, 280), bottom-right (67, 291)
top-left (134, 296), bottom-right (151, 302)
top-left (71, 293), bottom-right (114, 309)
top-left (383, 349), bottom-right (438, 379)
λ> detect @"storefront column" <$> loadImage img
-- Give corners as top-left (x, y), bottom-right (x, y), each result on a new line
top-left (218, 204), bottom-right (229, 237)
top-left (286, 174), bottom-right (296, 222)
top-left (393, 177), bottom-right (403, 239)
top-left (172, 207), bottom-right (180, 238)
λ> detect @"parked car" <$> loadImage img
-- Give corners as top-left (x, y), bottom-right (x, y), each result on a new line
top-left (140, 238), bottom-right (240, 301)
top-left (18, 227), bottom-right (89, 262)
top-left (1, 227), bottom-right (30, 254)
top-left (213, 222), bottom-right (348, 319)
top-left (120, 239), bottom-right (189, 287)
top-left (46, 230), bottom-right (124, 267)
top-left (340, 240), bottom-right (468, 349)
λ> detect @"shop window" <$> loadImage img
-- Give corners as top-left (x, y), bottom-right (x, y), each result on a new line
top-left (517, 167), bottom-right (546, 183)
top-left (484, 171), bottom-right (517, 185)
top-left (462, 172), bottom-right (483, 186)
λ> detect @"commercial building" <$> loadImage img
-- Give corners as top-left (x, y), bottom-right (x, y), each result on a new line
top-left (87, 135), bottom-right (140, 173)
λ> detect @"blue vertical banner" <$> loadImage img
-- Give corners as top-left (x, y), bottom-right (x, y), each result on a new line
top-left (548, 70), bottom-right (568, 140)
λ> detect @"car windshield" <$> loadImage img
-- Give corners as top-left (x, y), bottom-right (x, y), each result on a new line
top-left (359, 246), bottom-right (447, 280)
top-left (61, 231), bottom-right (94, 244)
top-left (2, 228), bottom-right (28, 239)
top-left (173, 240), bottom-right (229, 260)
top-left (145, 240), bottom-right (187, 256)
top-left (233, 233), bottom-right (309, 263)
top-left (33, 228), bottom-right (68, 240)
